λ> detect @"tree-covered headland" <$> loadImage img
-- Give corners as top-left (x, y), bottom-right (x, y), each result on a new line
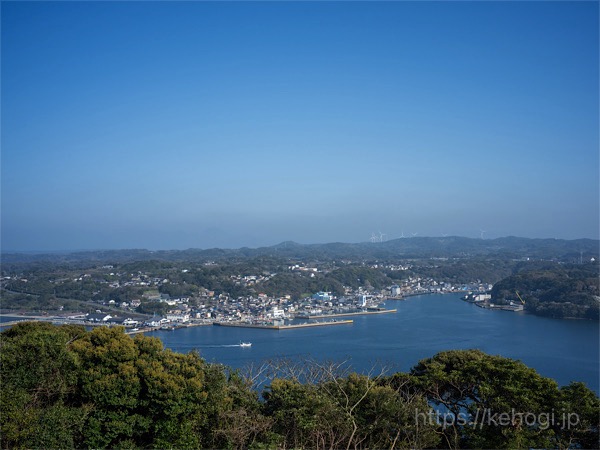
top-left (491, 263), bottom-right (599, 320)
top-left (1, 322), bottom-right (598, 449)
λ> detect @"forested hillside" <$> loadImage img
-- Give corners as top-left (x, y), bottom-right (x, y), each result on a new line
top-left (3, 236), bottom-right (598, 266)
top-left (1, 322), bottom-right (598, 449)
top-left (491, 263), bottom-right (600, 319)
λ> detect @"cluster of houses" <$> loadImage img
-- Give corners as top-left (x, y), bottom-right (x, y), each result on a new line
top-left (390, 277), bottom-right (492, 297)
top-left (84, 311), bottom-right (190, 329)
top-left (229, 273), bottom-right (276, 287)
top-left (84, 313), bottom-right (141, 327)
top-left (81, 274), bottom-right (494, 329)
top-left (61, 260), bottom-right (494, 328)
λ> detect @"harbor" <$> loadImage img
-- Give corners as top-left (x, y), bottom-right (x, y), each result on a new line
top-left (294, 309), bottom-right (396, 319)
top-left (462, 292), bottom-right (525, 312)
top-left (154, 293), bottom-right (599, 394)
top-left (214, 319), bottom-right (354, 330)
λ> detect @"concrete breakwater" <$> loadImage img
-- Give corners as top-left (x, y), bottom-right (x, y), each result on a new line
top-left (294, 309), bottom-right (396, 320)
top-left (214, 320), bottom-right (353, 330)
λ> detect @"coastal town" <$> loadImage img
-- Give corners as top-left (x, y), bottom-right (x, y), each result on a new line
top-left (1, 260), bottom-right (493, 331)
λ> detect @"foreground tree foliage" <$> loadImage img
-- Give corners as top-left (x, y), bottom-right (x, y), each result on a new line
top-left (409, 349), bottom-right (599, 449)
top-left (1, 323), bottom-right (598, 449)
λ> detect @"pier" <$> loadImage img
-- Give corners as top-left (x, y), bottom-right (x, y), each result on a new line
top-left (294, 309), bottom-right (396, 320)
top-left (214, 320), bottom-right (353, 330)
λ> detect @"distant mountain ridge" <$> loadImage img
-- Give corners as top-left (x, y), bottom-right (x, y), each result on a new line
top-left (2, 236), bottom-right (598, 265)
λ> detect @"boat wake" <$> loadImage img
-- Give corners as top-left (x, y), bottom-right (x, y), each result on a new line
top-left (196, 344), bottom-right (251, 348)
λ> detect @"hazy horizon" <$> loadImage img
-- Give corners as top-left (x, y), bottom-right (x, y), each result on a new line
top-left (2, 2), bottom-right (598, 252)
top-left (2, 234), bottom-right (599, 255)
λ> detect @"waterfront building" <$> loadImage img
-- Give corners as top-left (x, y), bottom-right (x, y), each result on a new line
top-left (358, 295), bottom-right (367, 307)
top-left (166, 313), bottom-right (190, 323)
top-left (270, 307), bottom-right (285, 319)
top-left (312, 291), bottom-right (331, 301)
top-left (85, 313), bottom-right (112, 322)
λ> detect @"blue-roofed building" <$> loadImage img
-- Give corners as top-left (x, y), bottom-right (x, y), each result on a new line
top-left (312, 291), bottom-right (331, 301)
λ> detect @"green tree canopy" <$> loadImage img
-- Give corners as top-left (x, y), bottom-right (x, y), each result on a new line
top-left (1, 324), bottom-right (597, 449)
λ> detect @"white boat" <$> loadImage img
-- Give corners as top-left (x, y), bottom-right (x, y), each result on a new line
top-left (239, 342), bottom-right (252, 348)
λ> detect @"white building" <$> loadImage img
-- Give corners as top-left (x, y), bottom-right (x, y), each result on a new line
top-left (86, 313), bottom-right (112, 322)
top-left (358, 295), bottom-right (367, 307)
top-left (166, 313), bottom-right (190, 323)
top-left (271, 307), bottom-right (285, 319)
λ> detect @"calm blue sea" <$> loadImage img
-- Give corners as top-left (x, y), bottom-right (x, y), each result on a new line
top-left (151, 293), bottom-right (600, 393)
top-left (0, 316), bottom-right (35, 324)
top-left (2, 294), bottom-right (598, 392)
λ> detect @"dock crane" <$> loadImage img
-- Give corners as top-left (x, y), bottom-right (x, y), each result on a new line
top-left (515, 291), bottom-right (526, 305)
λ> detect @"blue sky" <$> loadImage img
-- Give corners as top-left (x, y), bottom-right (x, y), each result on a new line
top-left (2, 1), bottom-right (598, 251)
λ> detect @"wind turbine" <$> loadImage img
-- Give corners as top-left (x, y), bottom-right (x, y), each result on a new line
top-left (378, 231), bottom-right (386, 242)
top-left (480, 230), bottom-right (486, 240)
top-left (370, 232), bottom-right (378, 243)
top-left (399, 231), bottom-right (406, 238)
top-left (411, 232), bottom-right (418, 237)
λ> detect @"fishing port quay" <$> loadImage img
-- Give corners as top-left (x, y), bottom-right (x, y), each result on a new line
top-left (462, 292), bottom-right (525, 312)
top-left (214, 319), bottom-right (354, 330)
top-left (295, 308), bottom-right (396, 319)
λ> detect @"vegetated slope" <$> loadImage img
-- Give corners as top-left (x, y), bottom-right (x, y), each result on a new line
top-left (258, 265), bottom-right (394, 299)
top-left (1, 322), bottom-right (598, 449)
top-left (491, 262), bottom-right (600, 319)
top-left (3, 236), bottom-right (598, 266)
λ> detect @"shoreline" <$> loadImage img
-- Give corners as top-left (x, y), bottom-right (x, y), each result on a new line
top-left (294, 309), bottom-right (396, 319)
top-left (214, 320), bottom-right (354, 330)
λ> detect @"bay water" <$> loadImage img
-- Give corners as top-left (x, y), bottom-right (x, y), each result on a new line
top-left (2, 293), bottom-right (597, 392)
top-left (151, 293), bottom-right (599, 393)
